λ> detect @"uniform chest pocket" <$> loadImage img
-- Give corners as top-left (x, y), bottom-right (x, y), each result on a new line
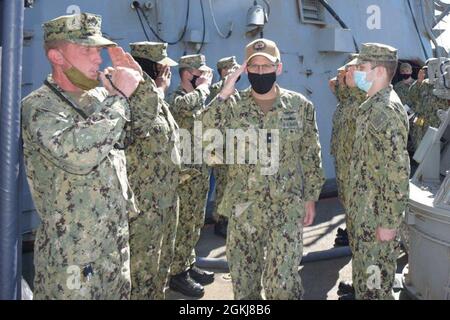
top-left (278, 111), bottom-right (302, 142)
top-left (279, 111), bottom-right (302, 130)
top-left (150, 115), bottom-right (171, 140)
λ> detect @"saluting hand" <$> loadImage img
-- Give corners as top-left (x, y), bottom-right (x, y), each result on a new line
top-left (108, 46), bottom-right (143, 77)
top-left (155, 65), bottom-right (172, 92)
top-left (197, 69), bottom-right (213, 88)
top-left (219, 62), bottom-right (246, 100)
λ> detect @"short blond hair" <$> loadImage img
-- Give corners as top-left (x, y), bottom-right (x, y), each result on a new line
top-left (370, 60), bottom-right (398, 82)
top-left (44, 40), bottom-right (69, 55)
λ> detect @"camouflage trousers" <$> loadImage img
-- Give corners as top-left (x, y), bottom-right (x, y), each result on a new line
top-left (212, 166), bottom-right (229, 222)
top-left (226, 197), bottom-right (304, 300)
top-left (129, 198), bottom-right (179, 300)
top-left (349, 236), bottom-right (400, 300)
top-left (334, 158), bottom-right (355, 249)
top-left (33, 249), bottom-right (131, 300)
top-left (171, 167), bottom-right (210, 275)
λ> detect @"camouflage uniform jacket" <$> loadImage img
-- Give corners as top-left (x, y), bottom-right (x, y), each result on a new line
top-left (167, 85), bottom-right (209, 137)
top-left (330, 83), bottom-right (366, 157)
top-left (419, 85), bottom-right (450, 129)
top-left (335, 85), bottom-right (367, 158)
top-left (408, 80), bottom-right (423, 111)
top-left (202, 86), bottom-right (325, 215)
top-left (349, 85), bottom-right (410, 238)
top-left (209, 80), bottom-right (223, 102)
top-left (393, 80), bottom-right (413, 106)
top-left (21, 75), bottom-right (136, 268)
top-left (126, 73), bottom-right (181, 211)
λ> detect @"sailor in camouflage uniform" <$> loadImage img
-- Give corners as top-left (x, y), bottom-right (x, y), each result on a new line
top-left (348, 43), bottom-right (410, 300)
top-left (393, 62), bottom-right (414, 106)
top-left (408, 66), bottom-right (428, 152)
top-left (167, 54), bottom-right (215, 297)
top-left (412, 77), bottom-right (450, 151)
top-left (209, 56), bottom-right (241, 101)
top-left (202, 39), bottom-right (325, 300)
top-left (408, 66), bottom-right (427, 111)
top-left (21, 13), bottom-right (144, 299)
top-left (126, 42), bottom-right (180, 299)
top-left (209, 56), bottom-right (241, 237)
top-left (330, 57), bottom-right (367, 251)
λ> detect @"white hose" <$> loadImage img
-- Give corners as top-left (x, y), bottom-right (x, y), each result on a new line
top-left (208, 0), bottom-right (233, 38)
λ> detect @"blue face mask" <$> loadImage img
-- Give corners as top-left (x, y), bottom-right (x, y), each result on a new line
top-left (354, 70), bottom-right (373, 92)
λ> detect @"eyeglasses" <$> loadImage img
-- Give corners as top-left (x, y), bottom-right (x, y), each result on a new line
top-left (247, 63), bottom-right (278, 73)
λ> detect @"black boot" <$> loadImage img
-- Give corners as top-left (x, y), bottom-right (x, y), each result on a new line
top-left (169, 271), bottom-right (204, 298)
top-left (336, 228), bottom-right (347, 236)
top-left (189, 265), bottom-right (215, 285)
top-left (334, 228), bottom-right (349, 247)
top-left (337, 281), bottom-right (355, 296)
top-left (334, 235), bottom-right (349, 247)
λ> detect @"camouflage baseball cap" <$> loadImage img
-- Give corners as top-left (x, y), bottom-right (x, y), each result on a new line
top-left (400, 62), bottom-right (413, 74)
top-left (43, 13), bottom-right (117, 47)
top-left (129, 41), bottom-right (178, 66)
top-left (178, 54), bottom-right (211, 71)
top-left (337, 54), bottom-right (359, 71)
top-left (356, 43), bottom-right (398, 64)
top-left (245, 38), bottom-right (281, 64)
top-left (217, 56), bottom-right (240, 70)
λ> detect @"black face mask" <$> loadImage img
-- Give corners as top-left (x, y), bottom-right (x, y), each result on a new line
top-left (133, 57), bottom-right (159, 80)
top-left (190, 74), bottom-right (200, 88)
top-left (248, 72), bottom-right (276, 94)
top-left (400, 74), bottom-right (412, 80)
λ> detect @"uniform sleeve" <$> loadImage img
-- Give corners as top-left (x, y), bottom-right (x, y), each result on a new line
top-left (300, 101), bottom-right (326, 202)
top-left (128, 73), bottom-right (161, 137)
top-left (336, 83), bottom-right (349, 103)
top-left (171, 86), bottom-right (210, 118)
top-left (368, 108), bottom-right (410, 230)
top-left (22, 94), bottom-right (130, 175)
top-left (330, 103), bottom-right (343, 157)
top-left (201, 95), bottom-right (237, 165)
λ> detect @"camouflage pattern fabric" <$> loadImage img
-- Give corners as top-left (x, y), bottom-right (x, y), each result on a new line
top-left (331, 84), bottom-right (367, 249)
top-left (22, 75), bottom-right (135, 299)
top-left (43, 13), bottom-right (116, 47)
top-left (356, 43), bottom-right (397, 63)
top-left (129, 41), bottom-right (178, 66)
top-left (216, 56), bottom-right (239, 71)
top-left (393, 80), bottom-right (412, 106)
top-left (411, 80), bottom-right (450, 150)
top-left (408, 79), bottom-right (422, 111)
top-left (348, 85), bottom-right (410, 300)
top-left (207, 85), bottom-right (240, 221)
top-left (125, 73), bottom-right (181, 299)
top-left (202, 86), bottom-right (325, 299)
top-left (178, 54), bottom-right (211, 71)
top-left (168, 86), bottom-right (211, 275)
top-left (332, 84), bottom-right (367, 204)
top-left (227, 199), bottom-right (305, 299)
top-left (212, 166), bottom-right (229, 222)
top-left (170, 167), bottom-right (210, 274)
top-left (209, 80), bottom-right (223, 102)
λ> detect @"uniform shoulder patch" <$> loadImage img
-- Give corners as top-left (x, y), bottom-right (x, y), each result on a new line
top-left (369, 109), bottom-right (389, 132)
